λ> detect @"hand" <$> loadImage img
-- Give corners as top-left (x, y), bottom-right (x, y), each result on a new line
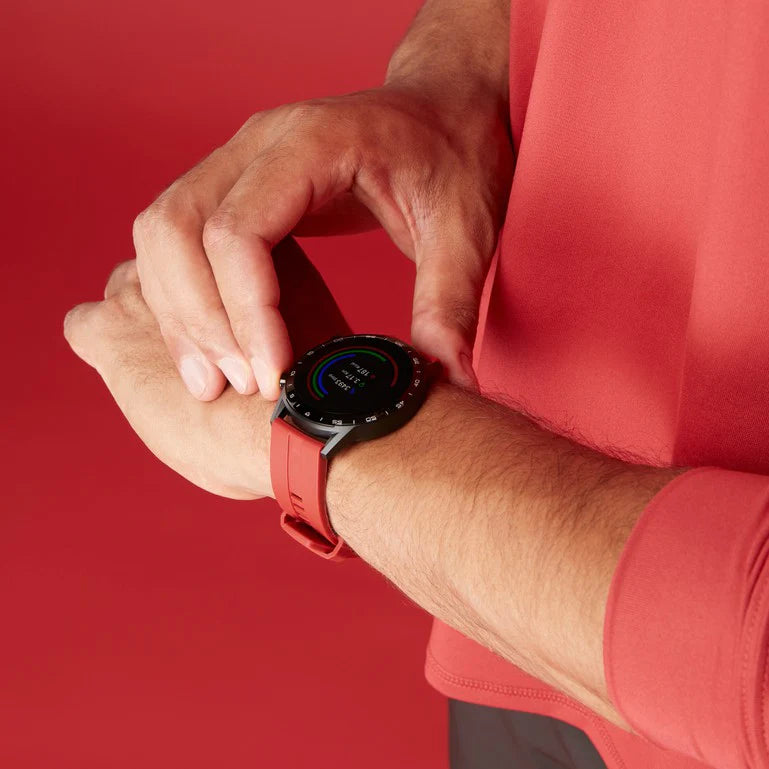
top-left (132, 85), bottom-right (513, 401)
top-left (63, 238), bottom-right (351, 499)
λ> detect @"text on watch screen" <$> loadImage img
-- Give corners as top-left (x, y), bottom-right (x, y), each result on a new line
top-left (297, 342), bottom-right (411, 416)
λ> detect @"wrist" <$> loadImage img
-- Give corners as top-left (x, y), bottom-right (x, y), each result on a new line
top-left (381, 79), bottom-right (509, 142)
top-left (239, 391), bottom-right (276, 500)
top-left (324, 380), bottom-right (457, 542)
top-left (383, 1), bottom-right (509, 124)
top-left (381, 41), bottom-right (511, 158)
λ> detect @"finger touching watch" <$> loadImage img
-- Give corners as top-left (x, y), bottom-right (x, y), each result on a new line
top-left (270, 334), bottom-right (441, 561)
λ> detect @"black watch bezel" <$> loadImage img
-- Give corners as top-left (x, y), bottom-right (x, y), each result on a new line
top-left (271, 334), bottom-right (439, 457)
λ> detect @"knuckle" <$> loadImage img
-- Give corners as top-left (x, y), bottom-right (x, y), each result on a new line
top-left (105, 259), bottom-right (138, 290)
top-left (126, 259), bottom-right (139, 283)
top-left (103, 262), bottom-right (143, 310)
top-left (62, 305), bottom-right (83, 342)
top-left (262, 101), bottom-right (350, 172)
top-left (283, 101), bottom-right (319, 129)
top-left (238, 111), bottom-right (267, 136)
top-left (115, 284), bottom-right (145, 315)
top-left (63, 302), bottom-right (103, 351)
top-left (131, 209), bottom-right (150, 246)
top-left (132, 195), bottom-right (193, 247)
top-left (279, 102), bottom-right (337, 151)
top-left (202, 209), bottom-right (240, 251)
top-left (116, 258), bottom-right (137, 276)
top-left (132, 204), bottom-right (163, 243)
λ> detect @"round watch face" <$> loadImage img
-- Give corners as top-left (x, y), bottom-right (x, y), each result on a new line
top-left (282, 334), bottom-right (427, 427)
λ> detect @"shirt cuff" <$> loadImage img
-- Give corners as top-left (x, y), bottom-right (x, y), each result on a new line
top-left (603, 465), bottom-right (769, 769)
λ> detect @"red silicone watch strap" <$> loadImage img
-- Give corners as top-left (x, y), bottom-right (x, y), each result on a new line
top-left (270, 417), bottom-right (356, 561)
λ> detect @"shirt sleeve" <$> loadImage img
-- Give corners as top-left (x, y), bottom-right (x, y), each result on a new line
top-left (603, 466), bottom-right (769, 769)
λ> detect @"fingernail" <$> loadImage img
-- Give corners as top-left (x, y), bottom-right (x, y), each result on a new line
top-left (218, 356), bottom-right (249, 394)
top-left (250, 355), bottom-right (275, 397)
top-left (250, 355), bottom-right (263, 384)
top-left (180, 356), bottom-right (208, 398)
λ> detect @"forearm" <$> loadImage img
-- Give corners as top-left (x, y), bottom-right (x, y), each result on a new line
top-left (385, 0), bottom-right (510, 117)
top-left (326, 382), bottom-right (684, 729)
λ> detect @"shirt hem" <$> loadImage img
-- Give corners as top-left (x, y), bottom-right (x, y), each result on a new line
top-left (425, 646), bottom-right (628, 769)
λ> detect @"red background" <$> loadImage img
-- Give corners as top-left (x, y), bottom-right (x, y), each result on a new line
top-left (1, 0), bottom-right (448, 766)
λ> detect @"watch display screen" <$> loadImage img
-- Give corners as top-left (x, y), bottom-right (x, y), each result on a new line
top-left (285, 335), bottom-right (423, 425)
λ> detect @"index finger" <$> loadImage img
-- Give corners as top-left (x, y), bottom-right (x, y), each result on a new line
top-left (202, 142), bottom-right (358, 399)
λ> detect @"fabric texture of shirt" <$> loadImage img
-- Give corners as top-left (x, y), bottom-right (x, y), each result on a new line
top-left (423, 2), bottom-right (769, 769)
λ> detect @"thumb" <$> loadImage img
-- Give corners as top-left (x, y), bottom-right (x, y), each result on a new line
top-left (410, 235), bottom-right (489, 391)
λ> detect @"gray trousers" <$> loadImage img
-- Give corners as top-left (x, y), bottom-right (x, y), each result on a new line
top-left (449, 700), bottom-right (608, 769)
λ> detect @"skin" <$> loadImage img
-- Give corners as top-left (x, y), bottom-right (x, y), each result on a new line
top-left (130, 0), bottom-right (513, 402)
top-left (63, 240), bottom-right (351, 500)
top-left (63, 250), bottom-right (684, 729)
top-left (64, 0), bottom-right (688, 735)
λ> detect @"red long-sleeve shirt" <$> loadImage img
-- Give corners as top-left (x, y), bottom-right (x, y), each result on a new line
top-left (424, 2), bottom-right (769, 768)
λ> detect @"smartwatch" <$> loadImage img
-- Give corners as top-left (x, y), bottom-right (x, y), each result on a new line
top-left (270, 333), bottom-right (440, 561)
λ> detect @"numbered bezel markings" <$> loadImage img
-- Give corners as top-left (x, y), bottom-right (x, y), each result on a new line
top-left (282, 334), bottom-right (426, 427)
